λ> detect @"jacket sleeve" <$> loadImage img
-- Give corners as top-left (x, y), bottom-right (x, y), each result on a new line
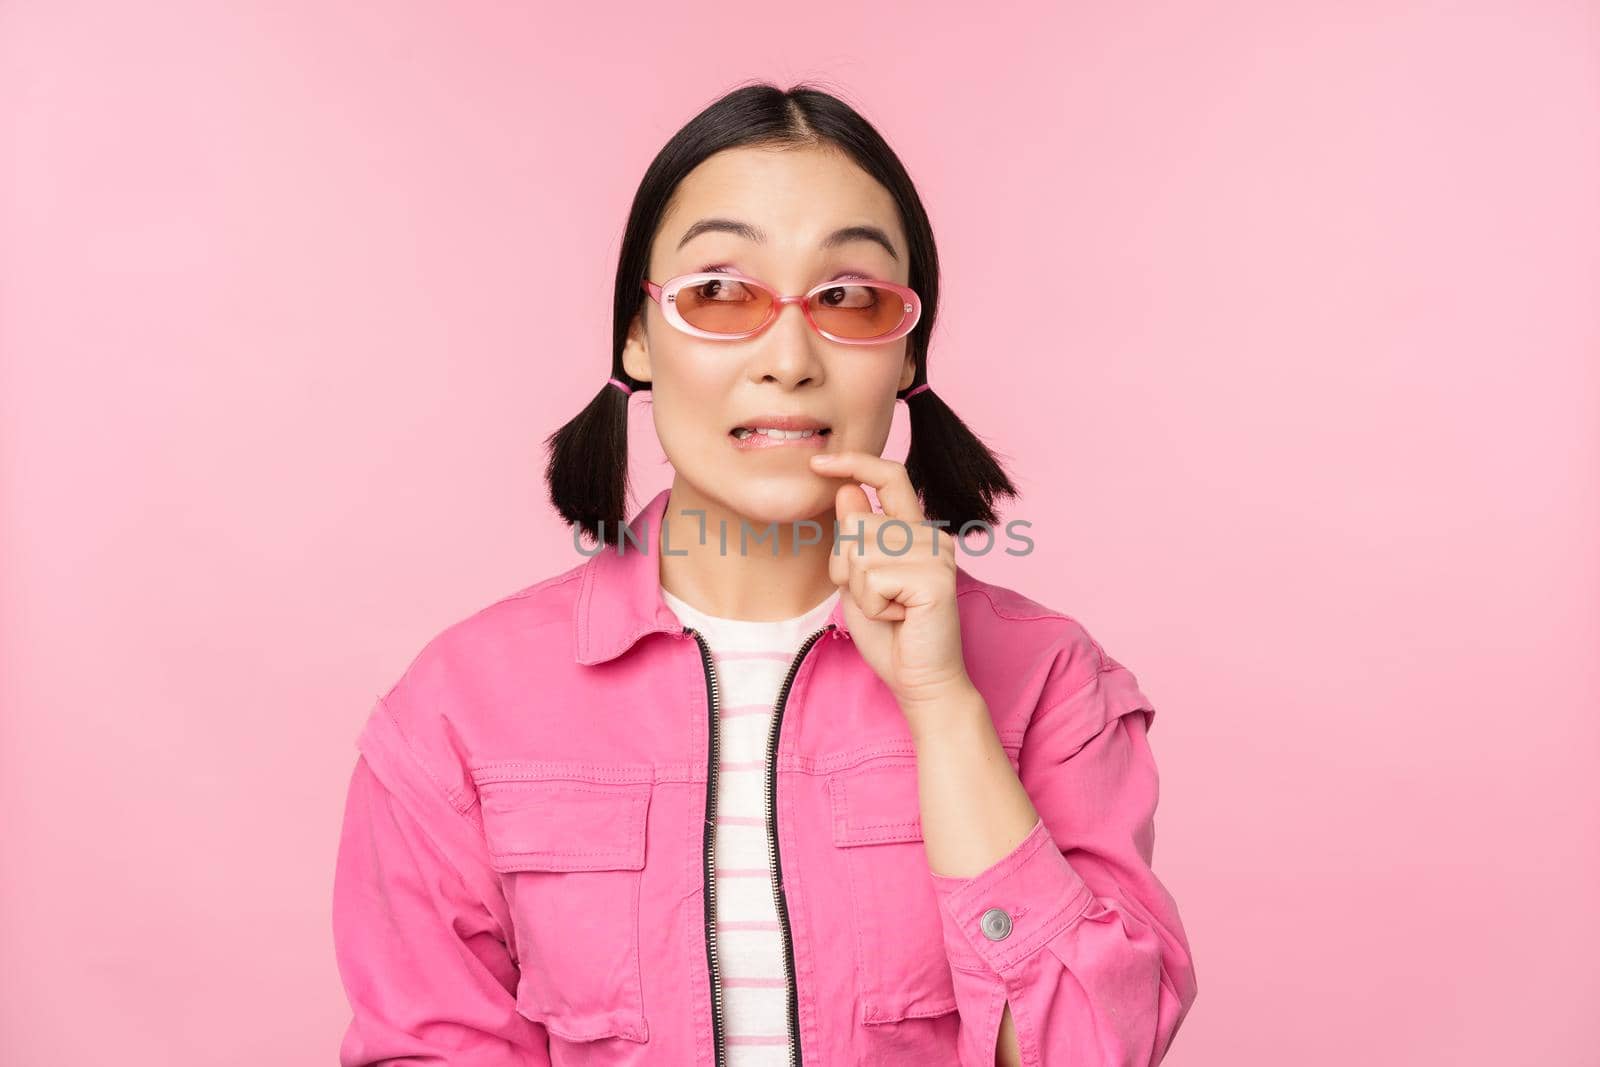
top-left (332, 695), bottom-right (552, 1065)
top-left (928, 641), bottom-right (1199, 1067)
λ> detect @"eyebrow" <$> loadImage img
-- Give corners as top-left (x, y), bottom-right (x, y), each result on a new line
top-left (675, 217), bottom-right (901, 261)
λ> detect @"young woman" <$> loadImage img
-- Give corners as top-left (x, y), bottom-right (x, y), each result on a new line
top-left (333, 83), bottom-right (1198, 1067)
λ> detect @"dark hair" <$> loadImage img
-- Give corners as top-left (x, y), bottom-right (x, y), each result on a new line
top-left (545, 80), bottom-right (1018, 546)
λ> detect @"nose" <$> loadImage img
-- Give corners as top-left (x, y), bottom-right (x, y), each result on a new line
top-left (749, 295), bottom-right (825, 388)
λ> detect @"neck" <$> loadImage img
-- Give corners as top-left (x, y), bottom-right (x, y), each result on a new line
top-left (657, 478), bottom-right (838, 622)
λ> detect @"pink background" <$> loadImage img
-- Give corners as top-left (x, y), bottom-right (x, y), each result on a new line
top-left (3, 2), bottom-right (1596, 1063)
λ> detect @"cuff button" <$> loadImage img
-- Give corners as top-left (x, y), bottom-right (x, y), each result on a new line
top-left (980, 907), bottom-right (1013, 941)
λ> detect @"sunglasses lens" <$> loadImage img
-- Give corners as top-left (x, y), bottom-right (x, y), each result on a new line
top-left (673, 277), bottom-right (774, 335)
top-left (668, 277), bottom-right (914, 340)
top-left (808, 283), bottom-right (910, 340)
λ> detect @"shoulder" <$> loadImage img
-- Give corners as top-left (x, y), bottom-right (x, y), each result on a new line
top-left (385, 559), bottom-right (587, 699)
top-left (953, 565), bottom-right (1123, 684)
top-left (356, 559), bottom-right (590, 802)
top-left (952, 565), bottom-right (1156, 746)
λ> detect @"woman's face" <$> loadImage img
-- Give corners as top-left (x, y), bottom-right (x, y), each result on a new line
top-left (622, 144), bottom-right (918, 528)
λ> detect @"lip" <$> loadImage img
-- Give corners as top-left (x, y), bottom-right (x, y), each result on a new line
top-left (728, 414), bottom-right (833, 452)
top-left (729, 414), bottom-right (830, 432)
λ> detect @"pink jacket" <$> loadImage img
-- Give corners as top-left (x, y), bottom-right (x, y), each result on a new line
top-left (332, 487), bottom-right (1198, 1066)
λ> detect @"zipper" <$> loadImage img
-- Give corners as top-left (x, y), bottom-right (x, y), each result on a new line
top-left (765, 622), bottom-right (836, 1067)
top-left (686, 621), bottom-right (840, 1067)
top-left (687, 626), bottom-right (729, 1067)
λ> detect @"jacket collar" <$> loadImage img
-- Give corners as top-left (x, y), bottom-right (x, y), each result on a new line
top-left (573, 487), bottom-right (853, 665)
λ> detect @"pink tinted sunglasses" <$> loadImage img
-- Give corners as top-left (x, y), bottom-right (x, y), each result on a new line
top-left (641, 271), bottom-right (921, 345)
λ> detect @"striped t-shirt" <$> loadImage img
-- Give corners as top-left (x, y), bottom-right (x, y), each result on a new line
top-left (660, 585), bottom-right (842, 1065)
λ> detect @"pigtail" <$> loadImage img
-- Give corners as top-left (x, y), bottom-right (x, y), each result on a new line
top-left (543, 375), bottom-right (638, 547)
top-left (901, 382), bottom-right (1019, 534)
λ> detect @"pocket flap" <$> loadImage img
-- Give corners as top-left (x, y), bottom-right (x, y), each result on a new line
top-left (828, 760), bottom-right (924, 846)
top-left (478, 779), bottom-right (651, 873)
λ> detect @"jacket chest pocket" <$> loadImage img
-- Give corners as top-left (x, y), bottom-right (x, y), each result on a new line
top-left (828, 757), bottom-right (961, 1026)
top-left (475, 773), bottom-right (653, 1044)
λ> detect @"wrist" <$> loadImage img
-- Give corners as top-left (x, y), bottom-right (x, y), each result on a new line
top-left (900, 679), bottom-right (988, 745)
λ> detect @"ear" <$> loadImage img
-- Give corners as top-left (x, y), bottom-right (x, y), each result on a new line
top-left (621, 311), bottom-right (653, 384)
top-left (898, 352), bottom-right (918, 391)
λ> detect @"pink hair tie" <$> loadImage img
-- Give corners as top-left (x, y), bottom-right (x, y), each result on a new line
top-left (607, 377), bottom-right (633, 396)
top-left (903, 383), bottom-right (930, 399)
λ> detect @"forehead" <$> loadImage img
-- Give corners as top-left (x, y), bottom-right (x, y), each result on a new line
top-left (657, 145), bottom-right (906, 261)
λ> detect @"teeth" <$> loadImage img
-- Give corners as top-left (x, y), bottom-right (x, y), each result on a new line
top-left (733, 427), bottom-right (825, 440)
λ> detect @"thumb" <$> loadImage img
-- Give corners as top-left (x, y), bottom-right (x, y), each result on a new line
top-left (830, 482), bottom-right (873, 588)
top-left (835, 482), bottom-right (873, 523)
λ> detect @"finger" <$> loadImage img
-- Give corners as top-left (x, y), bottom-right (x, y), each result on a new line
top-left (849, 561), bottom-right (908, 622)
top-left (809, 450), bottom-right (925, 525)
top-left (862, 567), bottom-right (907, 621)
top-left (848, 554), bottom-right (905, 622)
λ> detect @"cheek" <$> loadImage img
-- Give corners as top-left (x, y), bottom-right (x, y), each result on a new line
top-left (845, 344), bottom-right (911, 390)
top-left (647, 344), bottom-right (738, 447)
top-left (653, 337), bottom-right (731, 392)
top-left (835, 356), bottom-right (905, 432)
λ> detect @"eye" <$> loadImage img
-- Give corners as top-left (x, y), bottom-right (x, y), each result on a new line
top-left (694, 278), bottom-right (757, 302)
top-left (688, 263), bottom-right (757, 302)
top-left (815, 283), bottom-right (879, 310)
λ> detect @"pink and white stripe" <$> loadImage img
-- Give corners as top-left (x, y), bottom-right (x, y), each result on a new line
top-left (661, 586), bottom-right (840, 1066)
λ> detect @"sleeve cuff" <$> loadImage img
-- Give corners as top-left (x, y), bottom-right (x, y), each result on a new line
top-left (928, 816), bottom-right (1095, 979)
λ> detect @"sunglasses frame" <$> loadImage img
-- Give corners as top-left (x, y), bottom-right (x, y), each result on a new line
top-left (641, 271), bottom-right (922, 345)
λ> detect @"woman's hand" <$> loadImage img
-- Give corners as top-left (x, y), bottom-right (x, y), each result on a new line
top-left (808, 450), bottom-right (977, 726)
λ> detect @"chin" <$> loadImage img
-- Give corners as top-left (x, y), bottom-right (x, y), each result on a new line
top-left (722, 480), bottom-right (835, 528)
